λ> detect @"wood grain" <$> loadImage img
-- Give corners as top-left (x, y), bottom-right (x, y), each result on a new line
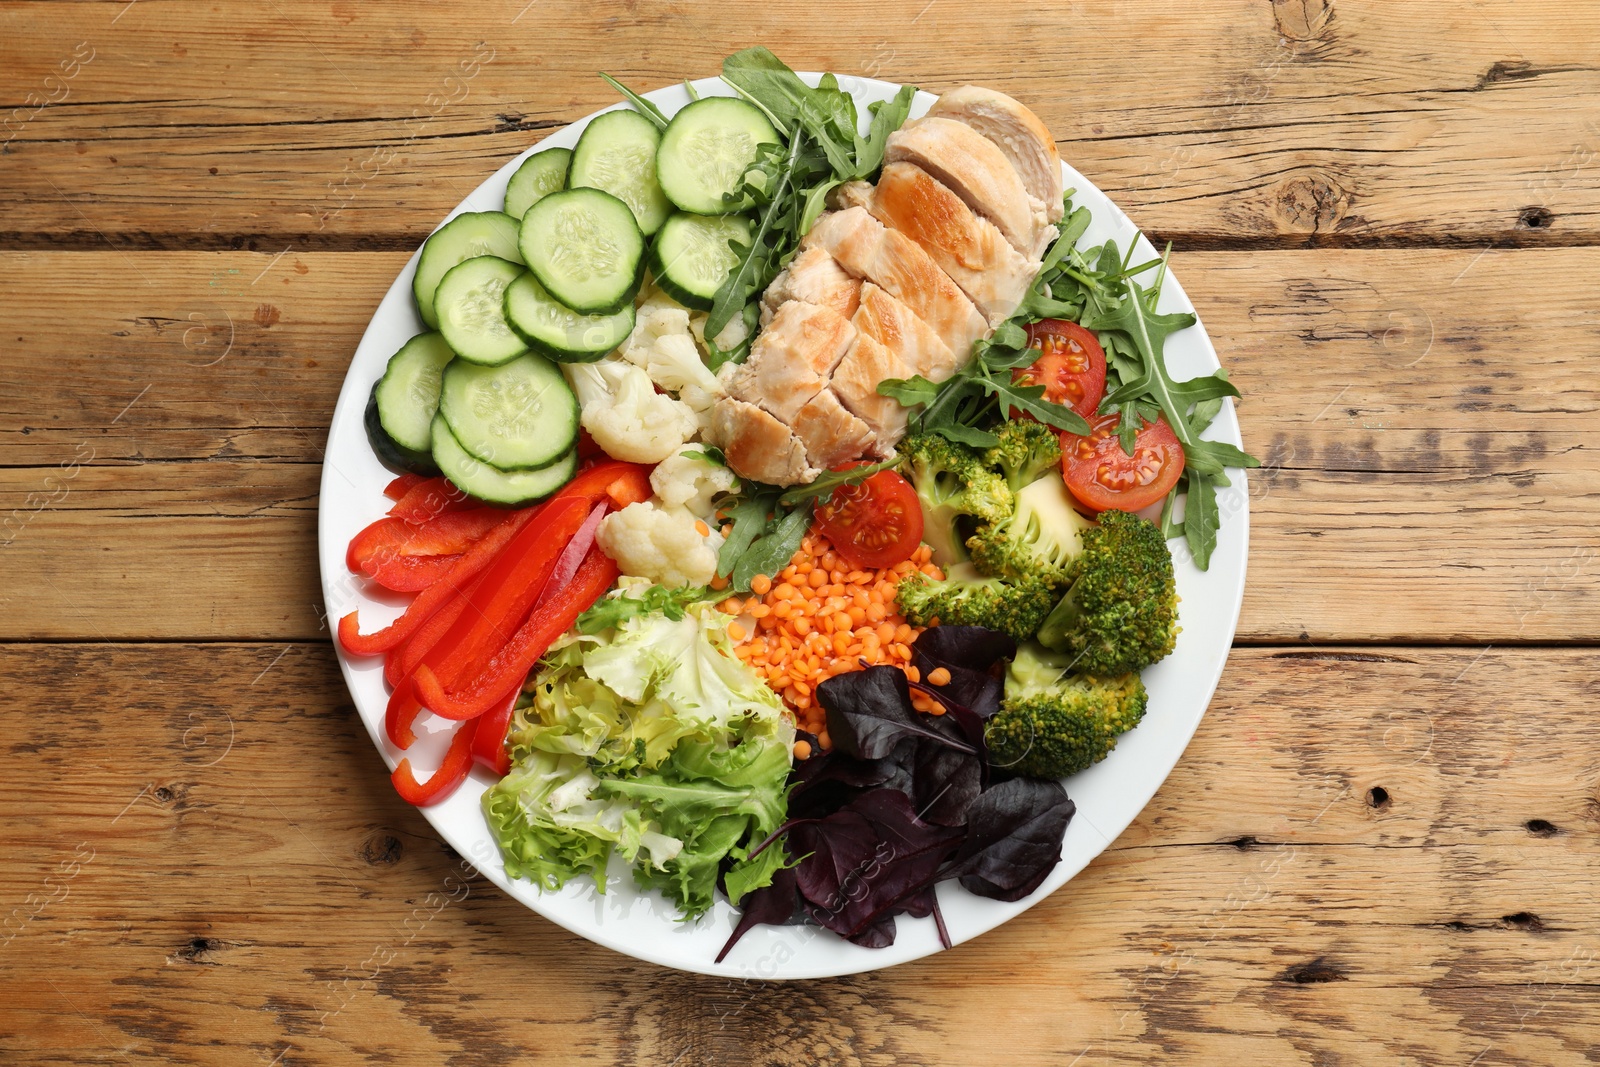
top-left (1, 2), bottom-right (1597, 249)
top-left (2, 643), bottom-right (1595, 1066)
top-left (3, 247), bottom-right (1595, 643)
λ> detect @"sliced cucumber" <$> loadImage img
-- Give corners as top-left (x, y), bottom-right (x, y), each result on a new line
top-left (433, 257), bottom-right (529, 366)
top-left (504, 147), bottom-right (571, 220)
top-left (365, 384), bottom-right (439, 476)
top-left (518, 188), bottom-right (644, 315)
top-left (649, 212), bottom-right (750, 311)
top-left (374, 332), bottom-right (455, 453)
top-left (432, 414), bottom-right (576, 506)
top-left (569, 109), bottom-right (672, 236)
top-left (438, 352), bottom-right (578, 471)
top-left (656, 97), bottom-right (779, 214)
top-left (413, 212), bottom-right (523, 329)
top-left (503, 271), bottom-right (635, 363)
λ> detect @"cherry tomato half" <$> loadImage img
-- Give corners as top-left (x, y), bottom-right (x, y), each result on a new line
top-left (1016, 320), bottom-right (1108, 420)
top-left (1062, 412), bottom-right (1185, 513)
top-left (815, 466), bottom-right (924, 570)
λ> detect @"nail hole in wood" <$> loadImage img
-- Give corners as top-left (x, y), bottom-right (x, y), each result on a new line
top-left (1518, 206), bottom-right (1553, 228)
top-left (1367, 786), bottom-right (1390, 809)
top-left (1525, 819), bottom-right (1558, 837)
top-left (1502, 912), bottom-right (1544, 931)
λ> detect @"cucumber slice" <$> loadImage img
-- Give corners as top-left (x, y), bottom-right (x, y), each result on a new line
top-left (649, 212), bottom-right (750, 311)
top-left (433, 257), bottom-right (530, 366)
top-left (413, 212), bottom-right (523, 329)
top-left (518, 188), bottom-right (644, 315)
top-left (438, 352), bottom-right (578, 471)
top-left (432, 414), bottom-right (576, 506)
top-left (656, 97), bottom-right (779, 214)
top-left (365, 384), bottom-right (439, 476)
top-left (569, 109), bottom-right (672, 236)
top-left (504, 147), bottom-right (571, 220)
top-left (503, 271), bottom-right (635, 363)
top-left (374, 332), bottom-right (455, 452)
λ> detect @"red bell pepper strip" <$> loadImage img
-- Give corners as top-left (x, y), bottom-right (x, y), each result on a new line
top-left (411, 496), bottom-right (589, 691)
top-left (383, 569), bottom-right (487, 688)
top-left (470, 689), bottom-right (519, 777)
top-left (391, 719), bottom-right (476, 806)
top-left (337, 505), bottom-right (542, 656)
top-left (412, 546), bottom-right (618, 720)
top-left (388, 476), bottom-right (476, 523)
top-left (384, 473), bottom-right (426, 501)
top-left (385, 675), bottom-right (424, 749)
top-left (347, 508), bottom-right (505, 577)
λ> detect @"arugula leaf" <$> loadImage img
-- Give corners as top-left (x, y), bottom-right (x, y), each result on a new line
top-left (731, 502), bottom-right (812, 591)
top-left (598, 72), bottom-right (669, 131)
top-left (875, 375), bottom-right (942, 408)
top-left (777, 457), bottom-right (899, 508)
top-left (1182, 471), bottom-right (1220, 570)
top-left (715, 488), bottom-right (779, 579)
top-left (979, 377), bottom-right (1091, 434)
top-left (855, 87), bottom-right (917, 177)
top-left (577, 584), bottom-right (711, 634)
top-left (679, 445), bottom-right (727, 467)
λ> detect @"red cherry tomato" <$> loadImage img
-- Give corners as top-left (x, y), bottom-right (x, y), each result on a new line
top-left (814, 466), bottom-right (924, 570)
top-left (1016, 320), bottom-right (1108, 420)
top-left (1062, 412), bottom-right (1185, 513)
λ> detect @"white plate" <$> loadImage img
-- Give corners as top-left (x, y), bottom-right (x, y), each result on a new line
top-left (318, 74), bottom-right (1249, 979)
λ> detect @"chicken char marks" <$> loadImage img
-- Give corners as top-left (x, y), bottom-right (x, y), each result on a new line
top-left (710, 85), bottom-right (1058, 487)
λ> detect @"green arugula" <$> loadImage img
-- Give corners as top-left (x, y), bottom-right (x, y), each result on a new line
top-left (576, 584), bottom-right (712, 635)
top-left (714, 487), bottom-right (812, 593)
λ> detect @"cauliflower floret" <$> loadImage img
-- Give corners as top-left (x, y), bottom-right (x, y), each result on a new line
top-left (650, 450), bottom-right (738, 520)
top-left (621, 292), bottom-right (725, 418)
top-left (562, 357), bottom-right (697, 464)
top-left (596, 501), bottom-right (724, 589)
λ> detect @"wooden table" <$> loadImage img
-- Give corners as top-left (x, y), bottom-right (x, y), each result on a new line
top-left (3, 2), bottom-right (1597, 1063)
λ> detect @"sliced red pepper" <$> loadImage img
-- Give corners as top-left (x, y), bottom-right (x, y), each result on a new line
top-left (347, 508), bottom-right (505, 579)
top-left (385, 675), bottom-right (424, 749)
top-left (337, 506), bottom-right (542, 656)
top-left (391, 720), bottom-right (476, 806)
top-left (384, 473), bottom-right (427, 501)
top-left (388, 476), bottom-right (476, 524)
top-left (413, 496), bottom-right (590, 693)
top-left (470, 689), bottom-right (520, 777)
top-left (384, 569), bottom-right (486, 688)
top-left (413, 547), bottom-right (618, 720)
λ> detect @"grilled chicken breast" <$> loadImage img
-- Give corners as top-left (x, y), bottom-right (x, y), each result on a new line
top-left (804, 207), bottom-right (988, 359)
top-left (927, 85), bottom-right (1063, 224)
top-left (760, 245), bottom-right (862, 327)
top-left (708, 85), bottom-right (1063, 486)
top-left (839, 162), bottom-right (1039, 325)
top-left (886, 116), bottom-right (1050, 257)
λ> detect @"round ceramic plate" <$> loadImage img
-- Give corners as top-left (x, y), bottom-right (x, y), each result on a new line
top-left (318, 74), bottom-right (1249, 980)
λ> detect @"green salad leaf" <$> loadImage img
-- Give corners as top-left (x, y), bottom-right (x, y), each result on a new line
top-left (483, 597), bottom-right (795, 919)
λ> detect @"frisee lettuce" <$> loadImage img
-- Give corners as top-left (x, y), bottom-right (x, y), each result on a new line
top-left (482, 595), bottom-right (794, 919)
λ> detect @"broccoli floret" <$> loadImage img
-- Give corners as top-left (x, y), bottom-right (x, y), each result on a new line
top-left (984, 419), bottom-right (1063, 492)
top-left (896, 563), bottom-right (1056, 644)
top-left (898, 434), bottom-right (1012, 567)
top-left (1036, 509), bottom-right (1178, 674)
top-left (985, 642), bottom-right (1148, 778)
top-left (965, 473), bottom-right (1095, 585)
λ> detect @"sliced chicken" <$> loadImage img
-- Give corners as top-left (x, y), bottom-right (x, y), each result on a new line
top-left (722, 300), bottom-right (855, 423)
top-left (830, 330), bottom-right (916, 444)
top-left (927, 85), bottom-right (1064, 224)
top-left (838, 163), bottom-right (1039, 325)
top-left (759, 245), bottom-right (861, 327)
top-left (886, 117), bottom-right (1049, 257)
top-left (804, 207), bottom-right (989, 360)
top-left (792, 387), bottom-right (876, 470)
top-left (710, 397), bottom-right (818, 486)
top-left (852, 283), bottom-right (960, 383)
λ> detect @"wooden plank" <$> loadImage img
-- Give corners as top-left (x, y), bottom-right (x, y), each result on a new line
top-left (1, 644), bottom-right (1595, 1065)
top-left (0, 2), bottom-right (1597, 248)
top-left (2, 247), bottom-right (1596, 643)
